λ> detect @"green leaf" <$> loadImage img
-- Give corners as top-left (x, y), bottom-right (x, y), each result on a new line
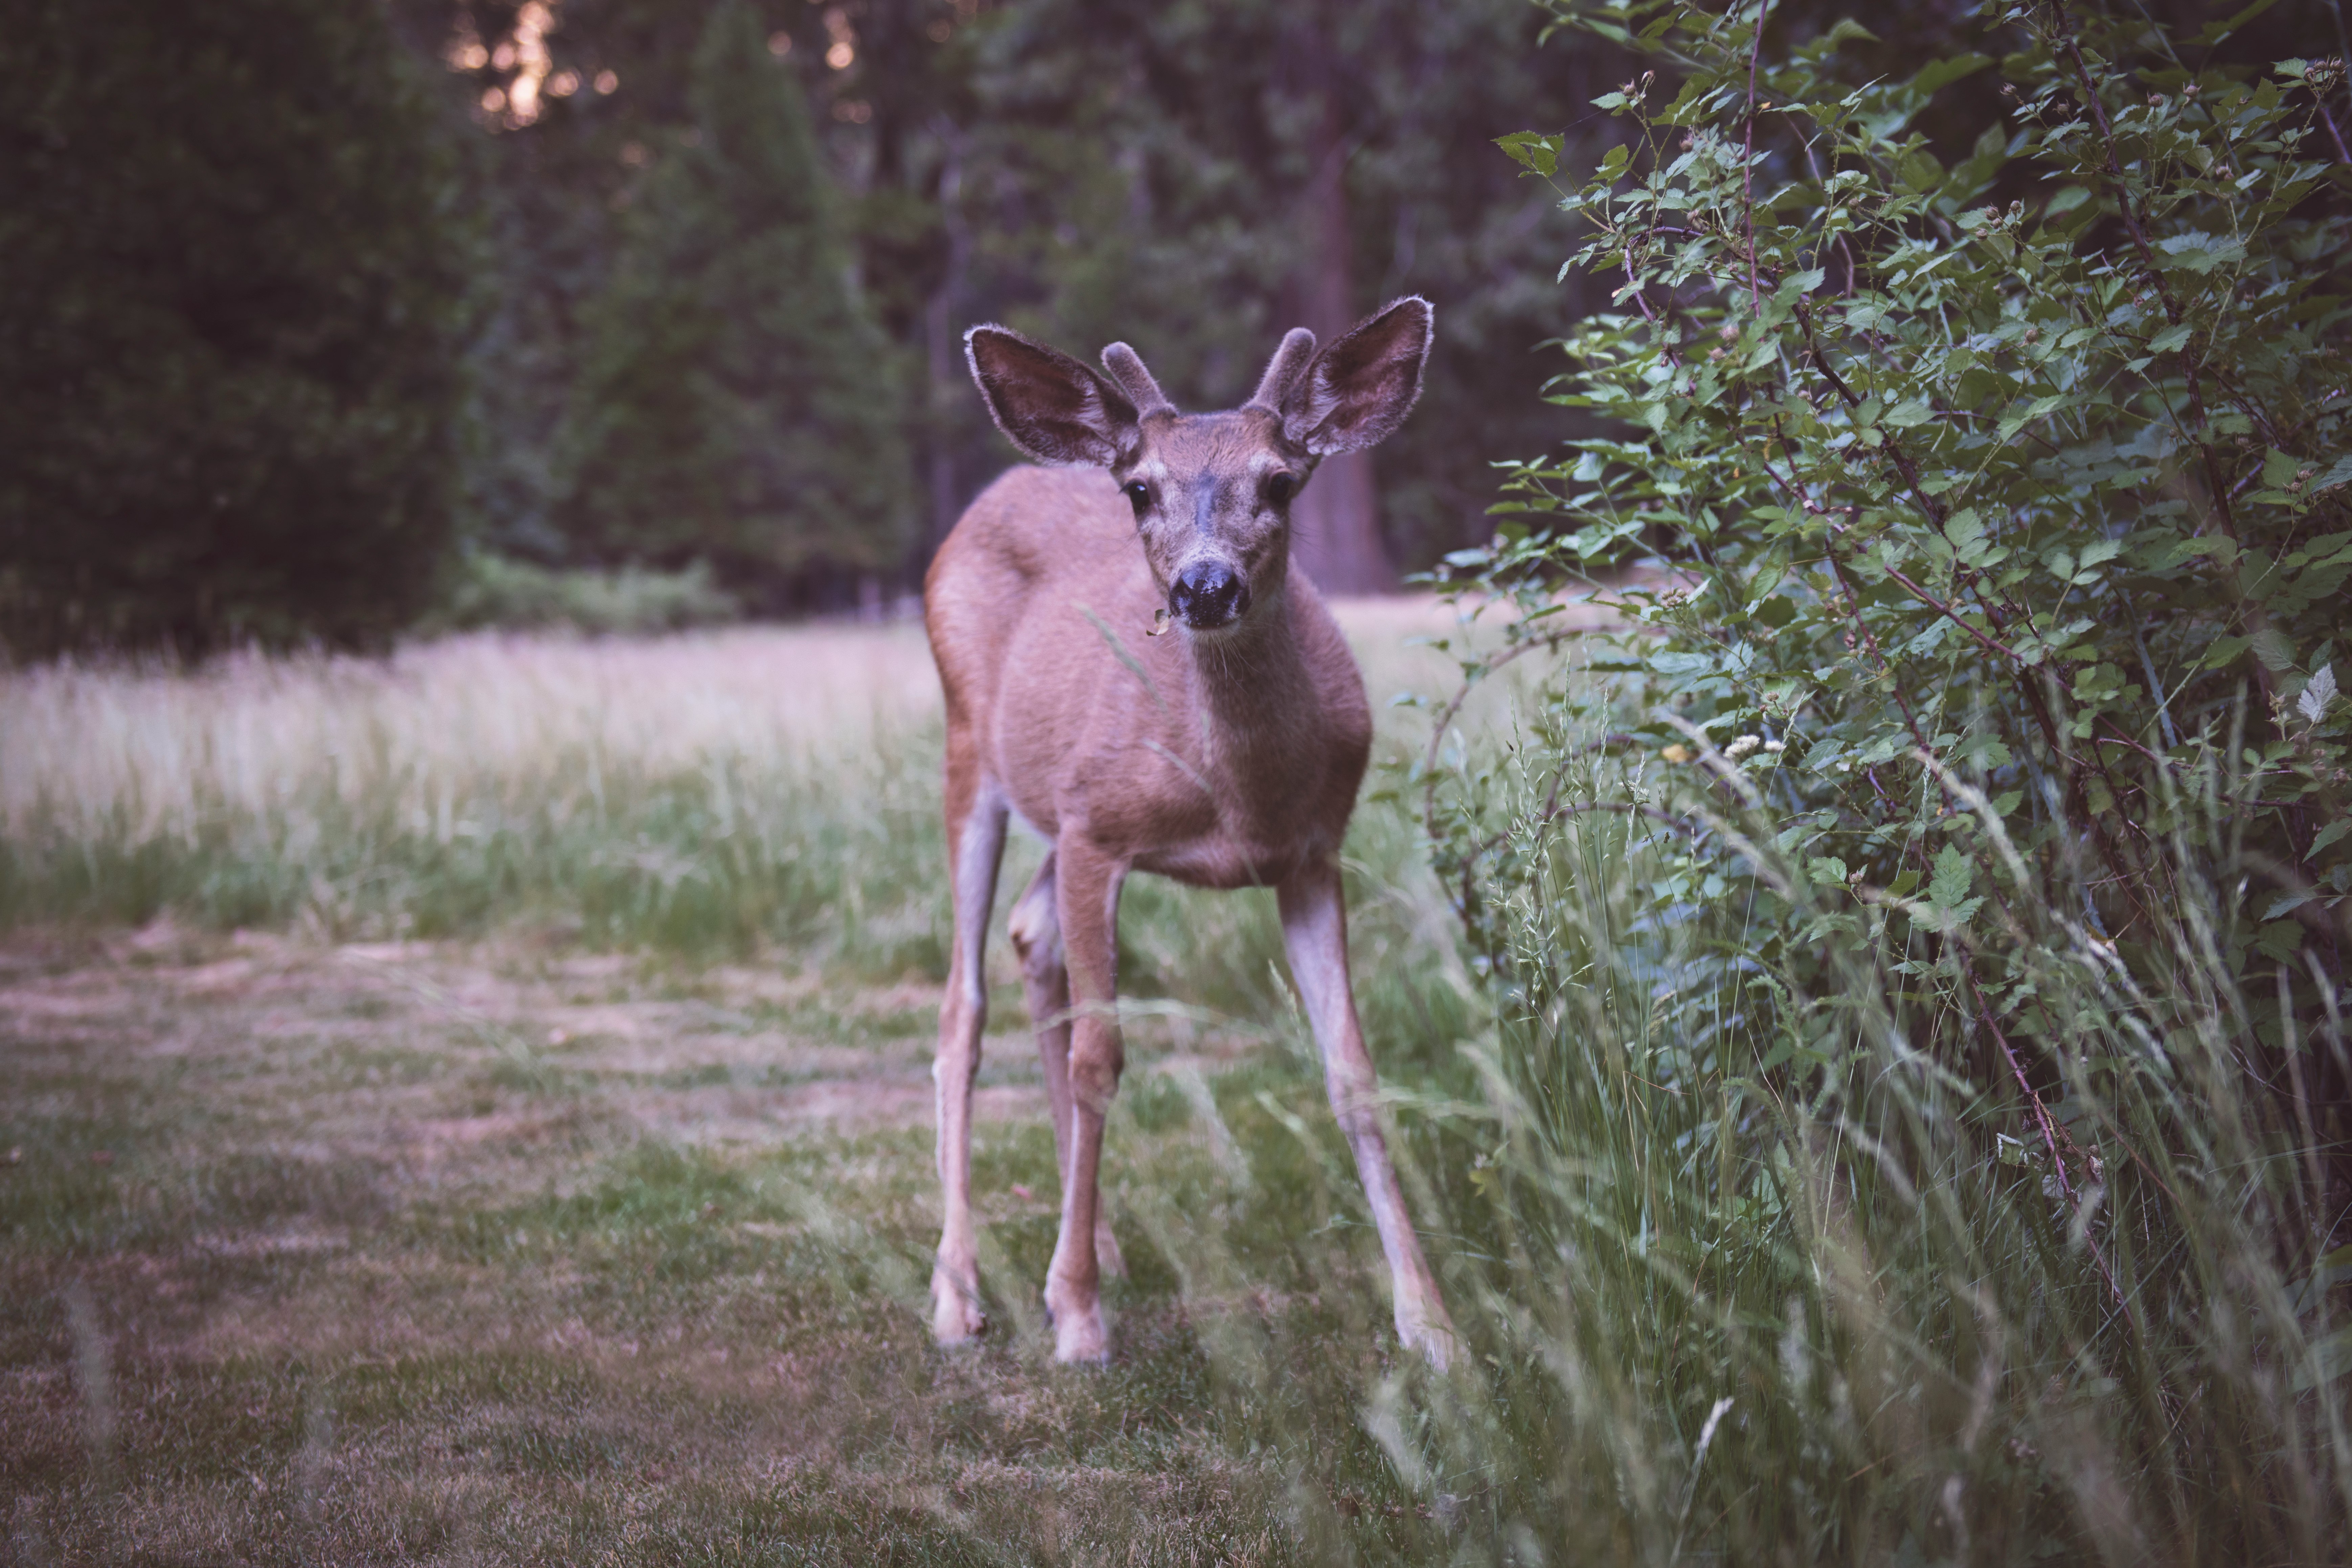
top-left (1775, 268), bottom-right (1827, 302)
top-left (2147, 322), bottom-right (2193, 355)
top-left (2255, 919), bottom-right (2305, 962)
top-left (1930, 844), bottom-right (1974, 910)
top-left (1495, 132), bottom-right (1559, 178)
top-left (2155, 230), bottom-right (2247, 273)
top-left (2203, 635), bottom-right (2253, 670)
top-left (1909, 53), bottom-right (1993, 98)
top-left (2251, 628), bottom-right (2299, 673)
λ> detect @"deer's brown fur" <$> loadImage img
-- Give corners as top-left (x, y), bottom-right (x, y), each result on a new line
top-left (924, 299), bottom-right (1455, 1365)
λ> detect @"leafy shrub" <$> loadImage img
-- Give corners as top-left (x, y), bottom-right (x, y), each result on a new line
top-left (1472, 0), bottom-right (2348, 986)
top-left (1390, 1), bottom-right (2352, 1560)
top-left (424, 551), bottom-right (741, 637)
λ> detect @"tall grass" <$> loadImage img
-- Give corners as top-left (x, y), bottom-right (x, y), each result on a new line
top-left (1, 625), bottom-right (949, 964)
top-left (0, 605), bottom-right (1501, 1023)
top-left (1325, 689), bottom-right (2352, 1565)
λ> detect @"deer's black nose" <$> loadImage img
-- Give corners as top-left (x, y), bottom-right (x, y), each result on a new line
top-left (1169, 562), bottom-right (1248, 629)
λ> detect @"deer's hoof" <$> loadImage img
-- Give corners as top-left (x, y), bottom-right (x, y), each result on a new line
top-left (1043, 1282), bottom-right (1109, 1363)
top-left (1397, 1309), bottom-right (1460, 1372)
top-left (931, 1267), bottom-right (987, 1346)
top-left (1053, 1309), bottom-right (1110, 1363)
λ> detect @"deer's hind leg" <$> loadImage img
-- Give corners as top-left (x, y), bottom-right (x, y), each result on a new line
top-left (1007, 852), bottom-right (1125, 1279)
top-left (931, 759), bottom-right (1007, 1346)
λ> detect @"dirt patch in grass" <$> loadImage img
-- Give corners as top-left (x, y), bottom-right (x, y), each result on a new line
top-left (1, 923), bottom-right (1048, 1160)
top-left (1, 925), bottom-right (1421, 1564)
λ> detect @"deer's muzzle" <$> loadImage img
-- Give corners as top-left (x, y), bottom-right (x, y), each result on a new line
top-left (1169, 561), bottom-right (1249, 630)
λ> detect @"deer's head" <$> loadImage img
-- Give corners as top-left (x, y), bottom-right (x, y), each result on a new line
top-left (965, 298), bottom-right (1433, 634)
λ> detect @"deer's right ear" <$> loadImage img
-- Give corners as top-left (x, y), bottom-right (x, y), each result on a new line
top-left (966, 325), bottom-right (1140, 468)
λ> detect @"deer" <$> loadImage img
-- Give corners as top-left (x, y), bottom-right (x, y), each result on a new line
top-left (922, 295), bottom-right (1457, 1367)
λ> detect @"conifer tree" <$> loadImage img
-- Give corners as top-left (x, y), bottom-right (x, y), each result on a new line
top-left (555, 0), bottom-right (912, 595)
top-left (0, 0), bottom-right (466, 655)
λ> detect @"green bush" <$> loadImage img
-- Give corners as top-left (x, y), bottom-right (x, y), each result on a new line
top-left (424, 552), bottom-right (741, 637)
top-left (1469, 0), bottom-right (2349, 971)
top-left (1385, 2), bottom-right (2352, 1560)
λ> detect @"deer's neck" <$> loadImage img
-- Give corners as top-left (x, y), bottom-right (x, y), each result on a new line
top-left (1181, 589), bottom-right (1319, 771)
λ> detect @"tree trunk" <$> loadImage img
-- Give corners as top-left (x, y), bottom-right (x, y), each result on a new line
top-left (1284, 18), bottom-right (1394, 596)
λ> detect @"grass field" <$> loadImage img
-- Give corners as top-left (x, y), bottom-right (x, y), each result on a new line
top-left (1, 602), bottom-right (1557, 1566)
top-left (11, 602), bottom-right (2345, 1566)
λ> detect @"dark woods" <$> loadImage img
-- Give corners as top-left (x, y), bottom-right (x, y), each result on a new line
top-left (0, 0), bottom-right (469, 654)
top-left (0, 0), bottom-right (1606, 654)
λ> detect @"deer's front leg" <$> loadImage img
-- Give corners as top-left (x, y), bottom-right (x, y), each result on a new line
top-left (930, 777), bottom-right (1007, 1346)
top-left (1277, 858), bottom-right (1457, 1368)
top-left (1042, 840), bottom-right (1126, 1362)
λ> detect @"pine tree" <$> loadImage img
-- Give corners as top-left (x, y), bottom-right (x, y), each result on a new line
top-left (554, 0), bottom-right (912, 597)
top-left (0, 0), bottom-right (467, 655)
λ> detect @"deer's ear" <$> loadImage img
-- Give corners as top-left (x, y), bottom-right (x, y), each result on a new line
top-left (966, 325), bottom-right (1140, 467)
top-left (1281, 297), bottom-right (1432, 456)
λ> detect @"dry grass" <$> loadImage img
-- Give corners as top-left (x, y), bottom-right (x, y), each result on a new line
top-left (0, 599), bottom-right (1526, 844)
top-left (0, 623), bottom-right (935, 844)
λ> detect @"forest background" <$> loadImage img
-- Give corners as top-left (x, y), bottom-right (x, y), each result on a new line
top-left (1, 0), bottom-right (1648, 653)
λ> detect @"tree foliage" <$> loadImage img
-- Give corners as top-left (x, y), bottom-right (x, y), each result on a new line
top-left (552, 0), bottom-right (913, 594)
top-left (0, 0), bottom-right (468, 655)
top-left (429, 0), bottom-right (1603, 593)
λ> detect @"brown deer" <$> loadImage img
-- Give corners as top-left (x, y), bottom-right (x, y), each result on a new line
top-left (924, 297), bottom-right (1457, 1366)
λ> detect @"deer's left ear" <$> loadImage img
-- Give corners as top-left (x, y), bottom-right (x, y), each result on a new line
top-left (1281, 297), bottom-right (1432, 456)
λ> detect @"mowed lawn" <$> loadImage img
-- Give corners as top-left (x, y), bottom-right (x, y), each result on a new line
top-left (1, 605), bottom-right (1568, 1566)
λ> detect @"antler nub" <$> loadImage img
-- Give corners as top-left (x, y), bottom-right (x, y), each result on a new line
top-left (1245, 327), bottom-right (1318, 413)
top-left (1099, 343), bottom-right (1174, 419)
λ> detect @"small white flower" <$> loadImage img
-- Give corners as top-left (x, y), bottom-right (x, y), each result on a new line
top-left (1762, 739), bottom-right (1785, 753)
top-left (1724, 734), bottom-right (1762, 760)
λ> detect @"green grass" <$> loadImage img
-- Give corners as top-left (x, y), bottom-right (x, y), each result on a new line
top-left (0, 609), bottom-right (1520, 1565)
top-left (0, 943), bottom-right (1464, 1564)
top-left (5, 611), bottom-right (2341, 1564)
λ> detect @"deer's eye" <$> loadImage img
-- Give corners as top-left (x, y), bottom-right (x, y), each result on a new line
top-left (1265, 472), bottom-right (1297, 505)
top-left (1123, 480), bottom-right (1152, 516)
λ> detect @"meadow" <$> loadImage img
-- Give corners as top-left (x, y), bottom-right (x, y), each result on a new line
top-left (0, 603), bottom-right (1557, 1566)
top-left (7, 600), bottom-right (2346, 1566)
